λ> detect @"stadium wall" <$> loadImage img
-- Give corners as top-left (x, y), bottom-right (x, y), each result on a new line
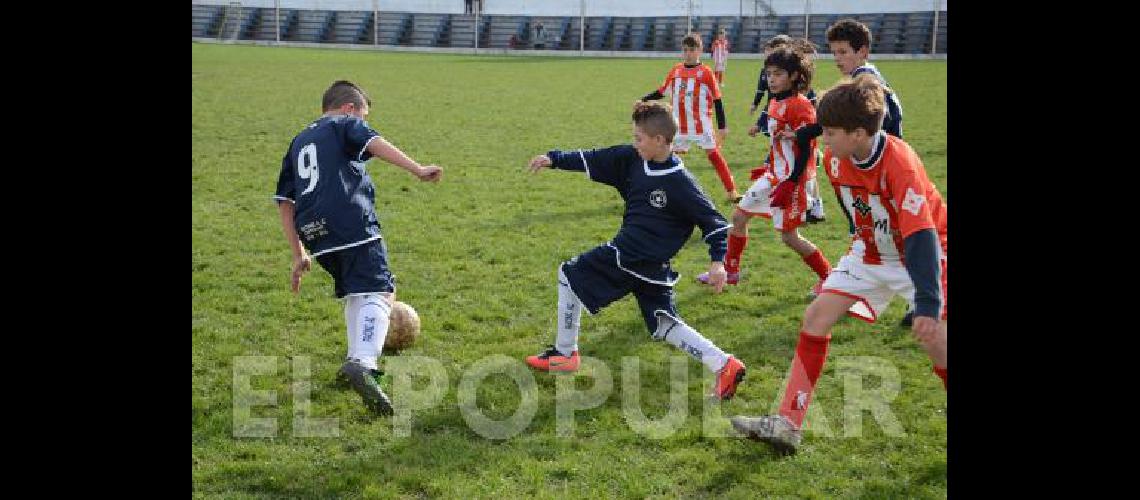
top-left (191, 37), bottom-right (946, 60)
top-left (192, 0), bottom-right (947, 16)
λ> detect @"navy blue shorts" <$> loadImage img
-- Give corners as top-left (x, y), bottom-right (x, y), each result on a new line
top-left (560, 244), bottom-right (679, 335)
top-left (314, 239), bottom-right (396, 299)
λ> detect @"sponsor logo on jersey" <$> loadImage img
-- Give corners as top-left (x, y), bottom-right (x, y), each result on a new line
top-left (649, 189), bottom-right (668, 208)
top-left (901, 187), bottom-right (926, 216)
top-left (851, 196), bottom-right (873, 217)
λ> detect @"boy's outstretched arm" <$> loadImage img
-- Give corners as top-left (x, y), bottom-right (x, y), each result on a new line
top-left (366, 136), bottom-right (443, 182)
top-left (527, 146), bottom-right (634, 190)
top-left (276, 200), bottom-right (310, 294)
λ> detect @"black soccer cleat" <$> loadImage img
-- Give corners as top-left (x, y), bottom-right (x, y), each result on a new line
top-left (339, 360), bottom-right (393, 416)
top-left (805, 213), bottom-right (826, 224)
top-left (900, 310), bottom-right (914, 328)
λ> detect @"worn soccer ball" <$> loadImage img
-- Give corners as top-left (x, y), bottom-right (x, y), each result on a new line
top-left (386, 301), bottom-right (420, 351)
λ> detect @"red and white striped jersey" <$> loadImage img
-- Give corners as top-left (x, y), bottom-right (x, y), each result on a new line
top-left (712, 39), bottom-right (729, 65)
top-left (823, 133), bottom-right (947, 265)
top-left (767, 93), bottom-right (817, 182)
top-left (658, 62), bottom-right (721, 136)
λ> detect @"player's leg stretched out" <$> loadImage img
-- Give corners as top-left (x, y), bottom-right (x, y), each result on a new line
top-left (527, 250), bottom-right (746, 401)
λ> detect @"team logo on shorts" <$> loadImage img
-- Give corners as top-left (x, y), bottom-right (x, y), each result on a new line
top-left (830, 157), bottom-right (840, 177)
top-left (649, 189), bottom-right (668, 208)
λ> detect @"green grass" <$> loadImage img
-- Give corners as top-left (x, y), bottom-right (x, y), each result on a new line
top-left (193, 43), bottom-right (947, 498)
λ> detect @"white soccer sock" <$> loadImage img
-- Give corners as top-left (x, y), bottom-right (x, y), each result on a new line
top-left (554, 267), bottom-right (583, 356)
top-left (346, 294), bottom-right (391, 370)
top-left (344, 298), bottom-right (359, 361)
top-left (656, 314), bottom-right (729, 373)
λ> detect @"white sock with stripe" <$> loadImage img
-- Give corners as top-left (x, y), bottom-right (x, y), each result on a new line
top-left (655, 314), bottom-right (729, 373)
top-left (554, 267), bottom-right (582, 357)
top-left (346, 293), bottom-right (391, 370)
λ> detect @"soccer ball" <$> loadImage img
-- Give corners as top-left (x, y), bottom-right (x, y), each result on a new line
top-left (386, 301), bottom-right (420, 351)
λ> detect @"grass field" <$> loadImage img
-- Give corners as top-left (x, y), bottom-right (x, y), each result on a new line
top-left (192, 42), bottom-right (947, 498)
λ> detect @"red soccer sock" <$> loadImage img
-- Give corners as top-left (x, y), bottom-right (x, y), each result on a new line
top-left (934, 365), bottom-right (947, 390)
top-left (725, 233), bottom-right (748, 274)
top-left (779, 331), bottom-right (832, 429)
top-left (706, 149), bottom-right (736, 193)
top-left (802, 248), bottom-right (831, 280)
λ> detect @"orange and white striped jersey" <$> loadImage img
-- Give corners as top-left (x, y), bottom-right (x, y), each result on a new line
top-left (711, 39), bottom-right (729, 65)
top-left (658, 62), bottom-right (721, 136)
top-left (767, 93), bottom-right (817, 182)
top-left (823, 133), bottom-right (948, 266)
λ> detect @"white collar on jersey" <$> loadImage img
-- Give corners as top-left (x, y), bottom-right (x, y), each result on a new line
top-left (643, 156), bottom-right (685, 176)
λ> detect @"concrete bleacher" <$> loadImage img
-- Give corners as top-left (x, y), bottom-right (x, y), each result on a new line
top-left (250, 9), bottom-right (296, 41)
top-left (285, 10), bottom-right (334, 43)
top-left (220, 7), bottom-right (260, 40)
top-left (527, 16), bottom-right (564, 49)
top-left (191, 5), bottom-right (945, 55)
top-left (327, 11), bottom-right (373, 44)
top-left (192, 4), bottom-right (222, 38)
top-left (648, 17), bottom-right (676, 51)
top-left (584, 17), bottom-right (612, 50)
top-left (485, 15), bottom-right (527, 48)
top-left (407, 13), bottom-right (447, 47)
top-left (377, 12), bottom-right (411, 45)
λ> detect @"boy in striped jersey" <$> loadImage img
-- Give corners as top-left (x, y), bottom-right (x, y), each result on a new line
top-left (730, 75), bottom-right (947, 455)
top-left (642, 33), bottom-right (740, 202)
top-left (711, 28), bottom-right (730, 84)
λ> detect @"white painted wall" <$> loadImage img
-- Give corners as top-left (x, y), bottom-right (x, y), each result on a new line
top-left (194, 0), bottom-right (946, 16)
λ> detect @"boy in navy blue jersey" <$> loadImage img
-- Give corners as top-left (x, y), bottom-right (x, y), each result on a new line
top-left (274, 80), bottom-right (443, 415)
top-left (826, 19), bottom-right (904, 138)
top-left (523, 101), bottom-right (747, 401)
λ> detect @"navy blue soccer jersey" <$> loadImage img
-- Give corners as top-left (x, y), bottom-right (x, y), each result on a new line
top-left (274, 114), bottom-right (383, 257)
top-left (851, 63), bottom-right (903, 137)
top-left (547, 145), bottom-right (730, 275)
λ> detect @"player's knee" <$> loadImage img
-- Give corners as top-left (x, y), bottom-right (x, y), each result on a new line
top-left (801, 300), bottom-right (834, 333)
top-left (369, 293), bottom-right (393, 312)
top-left (731, 210), bottom-right (751, 229)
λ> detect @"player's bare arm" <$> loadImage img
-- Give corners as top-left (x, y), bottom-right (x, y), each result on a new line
top-left (276, 200), bottom-right (311, 293)
top-left (366, 136), bottom-right (443, 182)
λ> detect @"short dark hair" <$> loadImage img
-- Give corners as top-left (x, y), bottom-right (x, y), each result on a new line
top-left (816, 74), bottom-right (885, 135)
top-left (764, 45), bottom-right (814, 94)
top-left (321, 80), bottom-right (371, 111)
top-left (682, 32), bottom-right (702, 49)
top-left (826, 19), bottom-right (872, 52)
top-left (632, 100), bottom-right (677, 143)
